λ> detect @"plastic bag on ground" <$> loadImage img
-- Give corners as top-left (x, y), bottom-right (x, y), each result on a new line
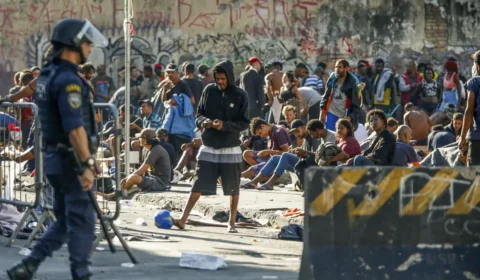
top-left (278, 224), bottom-right (303, 241)
top-left (179, 252), bottom-right (227, 270)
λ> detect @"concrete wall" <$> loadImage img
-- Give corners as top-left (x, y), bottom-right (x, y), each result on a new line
top-left (0, 0), bottom-right (477, 92)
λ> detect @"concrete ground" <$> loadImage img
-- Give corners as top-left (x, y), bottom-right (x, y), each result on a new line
top-left (0, 182), bottom-right (304, 280)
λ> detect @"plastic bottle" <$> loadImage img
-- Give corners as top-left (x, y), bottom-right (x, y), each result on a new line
top-left (179, 252), bottom-right (227, 270)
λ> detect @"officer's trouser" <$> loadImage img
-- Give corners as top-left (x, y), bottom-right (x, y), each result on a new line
top-left (30, 173), bottom-right (96, 278)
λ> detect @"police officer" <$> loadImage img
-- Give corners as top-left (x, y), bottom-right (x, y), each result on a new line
top-left (6, 18), bottom-right (107, 280)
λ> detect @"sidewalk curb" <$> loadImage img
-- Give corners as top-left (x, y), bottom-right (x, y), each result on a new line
top-left (132, 193), bottom-right (304, 227)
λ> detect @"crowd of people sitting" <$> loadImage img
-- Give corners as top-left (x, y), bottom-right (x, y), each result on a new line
top-left (2, 50), bottom-right (480, 197)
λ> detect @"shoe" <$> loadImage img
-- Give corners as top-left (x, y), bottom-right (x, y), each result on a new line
top-left (170, 170), bottom-right (182, 184)
top-left (240, 177), bottom-right (251, 186)
top-left (6, 256), bottom-right (41, 280)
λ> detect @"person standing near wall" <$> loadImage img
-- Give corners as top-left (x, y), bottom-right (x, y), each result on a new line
top-left (240, 57), bottom-right (265, 120)
top-left (173, 60), bottom-right (249, 233)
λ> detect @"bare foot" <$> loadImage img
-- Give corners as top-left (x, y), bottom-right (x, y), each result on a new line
top-left (227, 225), bottom-right (238, 233)
top-left (173, 219), bottom-right (185, 230)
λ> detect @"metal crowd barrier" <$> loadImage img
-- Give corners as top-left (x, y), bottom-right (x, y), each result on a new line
top-left (92, 103), bottom-right (137, 263)
top-left (0, 102), bottom-right (48, 248)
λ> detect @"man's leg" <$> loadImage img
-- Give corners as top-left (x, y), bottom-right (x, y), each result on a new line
top-left (249, 155), bottom-right (281, 185)
top-left (467, 139), bottom-right (480, 166)
top-left (219, 161), bottom-right (242, 233)
top-left (262, 153), bottom-right (299, 189)
top-left (243, 150), bottom-right (258, 166)
top-left (175, 160), bottom-right (218, 229)
top-left (353, 155), bottom-right (375, 166)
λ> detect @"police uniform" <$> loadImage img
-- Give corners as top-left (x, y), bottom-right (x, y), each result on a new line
top-left (7, 18), bottom-right (107, 280)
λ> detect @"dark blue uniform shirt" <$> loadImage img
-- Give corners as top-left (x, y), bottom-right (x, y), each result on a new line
top-left (41, 60), bottom-right (89, 175)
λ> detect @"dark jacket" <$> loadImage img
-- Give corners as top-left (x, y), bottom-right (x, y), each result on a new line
top-left (444, 123), bottom-right (457, 136)
top-left (239, 68), bottom-right (265, 113)
top-left (196, 61), bottom-right (250, 149)
top-left (320, 72), bottom-right (361, 127)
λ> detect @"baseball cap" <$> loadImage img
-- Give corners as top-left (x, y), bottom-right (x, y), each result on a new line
top-left (165, 63), bottom-right (178, 72)
top-left (135, 128), bottom-right (156, 140)
top-left (156, 128), bottom-right (168, 138)
top-left (197, 64), bottom-right (209, 75)
top-left (138, 99), bottom-right (153, 107)
top-left (154, 64), bottom-right (162, 70)
top-left (289, 119), bottom-right (306, 133)
top-left (248, 57), bottom-right (262, 65)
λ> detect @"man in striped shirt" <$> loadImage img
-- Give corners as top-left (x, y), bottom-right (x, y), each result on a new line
top-left (295, 62), bottom-right (324, 94)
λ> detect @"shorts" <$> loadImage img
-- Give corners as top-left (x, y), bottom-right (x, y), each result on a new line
top-left (251, 162), bottom-right (267, 175)
top-left (253, 151), bottom-right (269, 164)
top-left (138, 176), bottom-right (170, 192)
top-left (191, 160), bottom-right (242, 196)
top-left (468, 139), bottom-right (480, 166)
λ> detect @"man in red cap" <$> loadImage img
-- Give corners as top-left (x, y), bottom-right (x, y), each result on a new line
top-left (239, 57), bottom-right (265, 120)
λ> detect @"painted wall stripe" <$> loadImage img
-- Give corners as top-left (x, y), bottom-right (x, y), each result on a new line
top-left (402, 169), bottom-right (458, 215)
top-left (447, 177), bottom-right (480, 215)
top-left (351, 169), bottom-right (414, 216)
top-left (309, 169), bottom-right (367, 216)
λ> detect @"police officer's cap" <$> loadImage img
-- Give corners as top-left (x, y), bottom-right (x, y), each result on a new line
top-left (51, 18), bottom-right (107, 49)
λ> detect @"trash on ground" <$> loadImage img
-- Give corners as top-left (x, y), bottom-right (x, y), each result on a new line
top-left (154, 210), bottom-right (174, 229)
top-left (179, 252), bottom-right (227, 270)
top-left (113, 219), bottom-right (122, 226)
top-left (96, 247), bottom-right (105, 251)
top-left (120, 200), bottom-right (134, 206)
top-left (278, 224), bottom-right (303, 241)
top-left (267, 230), bottom-right (280, 239)
top-left (262, 276), bottom-right (279, 279)
top-left (121, 262), bottom-right (135, 268)
top-left (124, 235), bottom-right (170, 242)
top-left (135, 218), bottom-right (147, 226)
top-left (19, 248), bottom-right (31, 256)
top-left (282, 208), bottom-right (304, 217)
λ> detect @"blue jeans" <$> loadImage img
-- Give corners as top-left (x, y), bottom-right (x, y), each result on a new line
top-left (260, 153), bottom-right (299, 177)
top-left (353, 155), bottom-right (375, 166)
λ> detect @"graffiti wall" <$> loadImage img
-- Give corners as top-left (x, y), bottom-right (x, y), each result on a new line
top-left (0, 0), bottom-right (477, 92)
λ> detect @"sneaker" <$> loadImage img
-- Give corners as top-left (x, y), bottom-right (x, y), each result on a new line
top-left (18, 170), bottom-right (32, 176)
top-left (171, 170), bottom-right (182, 184)
top-left (240, 178), bottom-right (251, 186)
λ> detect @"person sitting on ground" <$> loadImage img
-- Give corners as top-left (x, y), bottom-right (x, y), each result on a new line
top-left (104, 104), bottom-right (142, 154)
top-left (392, 125), bottom-right (421, 167)
top-left (403, 102), bottom-right (432, 145)
top-left (427, 124), bottom-right (456, 151)
top-left (444, 112), bottom-right (463, 137)
top-left (242, 118), bottom-right (291, 171)
top-left (156, 128), bottom-right (176, 182)
top-left (294, 119), bottom-right (336, 189)
top-left (324, 118), bottom-right (361, 166)
top-left (346, 109), bottom-right (396, 166)
top-left (387, 117), bottom-right (399, 134)
top-left (97, 129), bottom-right (171, 200)
top-left (172, 136), bottom-right (203, 182)
top-left (128, 99), bottom-right (162, 152)
top-left (430, 102), bottom-right (457, 126)
top-left (241, 119), bottom-right (313, 190)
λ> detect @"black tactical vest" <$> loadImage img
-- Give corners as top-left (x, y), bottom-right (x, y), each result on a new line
top-left (33, 63), bottom-right (98, 153)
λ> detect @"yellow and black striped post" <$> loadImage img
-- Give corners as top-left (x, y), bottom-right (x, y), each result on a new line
top-left (300, 167), bottom-right (480, 280)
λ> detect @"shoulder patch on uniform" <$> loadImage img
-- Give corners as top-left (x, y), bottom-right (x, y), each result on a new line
top-left (68, 93), bottom-right (82, 109)
top-left (66, 84), bottom-right (81, 93)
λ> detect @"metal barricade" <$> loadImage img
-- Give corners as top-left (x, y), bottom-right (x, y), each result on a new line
top-left (0, 102), bottom-right (47, 247)
top-left (93, 103), bottom-right (137, 264)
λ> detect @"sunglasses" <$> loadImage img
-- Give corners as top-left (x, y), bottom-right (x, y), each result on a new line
top-left (369, 118), bottom-right (381, 124)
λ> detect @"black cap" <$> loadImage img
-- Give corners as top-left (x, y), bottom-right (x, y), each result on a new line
top-left (197, 64), bottom-right (209, 75)
top-left (165, 63), bottom-right (178, 72)
top-left (289, 119), bottom-right (306, 133)
top-left (156, 128), bottom-right (168, 138)
top-left (138, 99), bottom-right (153, 107)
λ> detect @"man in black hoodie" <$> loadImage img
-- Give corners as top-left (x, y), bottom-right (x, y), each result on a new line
top-left (173, 60), bottom-right (250, 233)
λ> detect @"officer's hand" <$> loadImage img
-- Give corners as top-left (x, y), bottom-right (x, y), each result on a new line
top-left (80, 168), bottom-right (95, 191)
